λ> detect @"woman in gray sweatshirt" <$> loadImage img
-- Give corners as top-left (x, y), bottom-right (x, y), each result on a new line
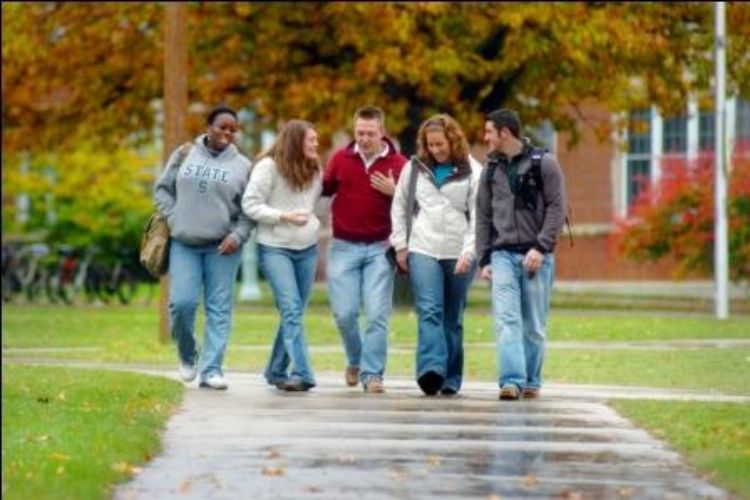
top-left (242, 119), bottom-right (322, 392)
top-left (154, 105), bottom-right (254, 391)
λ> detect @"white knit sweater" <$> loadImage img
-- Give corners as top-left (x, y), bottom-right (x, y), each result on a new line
top-left (241, 157), bottom-right (322, 250)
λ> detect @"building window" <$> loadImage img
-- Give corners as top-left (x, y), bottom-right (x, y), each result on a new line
top-left (698, 110), bottom-right (715, 152)
top-left (622, 97), bottom-right (747, 214)
top-left (662, 114), bottom-right (688, 154)
top-left (736, 98), bottom-right (750, 154)
top-left (527, 120), bottom-right (556, 155)
top-left (626, 108), bottom-right (651, 205)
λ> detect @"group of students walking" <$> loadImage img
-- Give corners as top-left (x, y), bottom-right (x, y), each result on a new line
top-left (154, 104), bottom-right (567, 401)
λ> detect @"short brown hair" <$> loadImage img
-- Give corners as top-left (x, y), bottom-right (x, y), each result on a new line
top-left (353, 105), bottom-right (385, 128)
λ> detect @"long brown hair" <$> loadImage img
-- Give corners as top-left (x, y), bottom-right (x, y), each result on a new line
top-left (259, 120), bottom-right (320, 191)
top-left (416, 114), bottom-right (470, 173)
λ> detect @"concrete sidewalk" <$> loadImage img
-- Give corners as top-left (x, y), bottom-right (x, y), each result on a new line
top-left (105, 370), bottom-right (729, 499)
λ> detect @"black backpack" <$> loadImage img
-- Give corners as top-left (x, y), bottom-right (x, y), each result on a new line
top-left (486, 147), bottom-right (573, 247)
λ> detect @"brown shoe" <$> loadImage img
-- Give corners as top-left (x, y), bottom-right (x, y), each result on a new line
top-left (523, 387), bottom-right (540, 399)
top-left (345, 366), bottom-right (360, 387)
top-left (499, 385), bottom-right (520, 400)
top-left (363, 377), bottom-right (385, 393)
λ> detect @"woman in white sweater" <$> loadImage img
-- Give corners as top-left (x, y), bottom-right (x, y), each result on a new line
top-left (390, 114), bottom-right (481, 396)
top-left (242, 120), bottom-right (322, 391)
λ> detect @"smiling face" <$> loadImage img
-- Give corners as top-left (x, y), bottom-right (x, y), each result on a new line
top-left (303, 127), bottom-right (319, 161)
top-left (425, 129), bottom-right (451, 164)
top-left (484, 120), bottom-right (508, 154)
top-left (354, 117), bottom-right (384, 158)
top-left (206, 112), bottom-right (239, 150)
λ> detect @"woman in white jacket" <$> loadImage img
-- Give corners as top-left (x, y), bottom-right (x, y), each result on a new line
top-left (242, 120), bottom-right (322, 392)
top-left (391, 114), bottom-right (481, 396)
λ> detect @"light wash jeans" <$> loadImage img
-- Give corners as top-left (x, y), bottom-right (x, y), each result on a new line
top-left (491, 250), bottom-right (555, 391)
top-left (326, 239), bottom-right (394, 382)
top-left (408, 252), bottom-right (476, 392)
top-left (169, 239), bottom-right (242, 380)
top-left (259, 243), bottom-right (318, 387)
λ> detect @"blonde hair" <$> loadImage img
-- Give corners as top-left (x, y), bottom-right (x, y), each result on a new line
top-left (259, 120), bottom-right (320, 191)
top-left (416, 114), bottom-right (470, 172)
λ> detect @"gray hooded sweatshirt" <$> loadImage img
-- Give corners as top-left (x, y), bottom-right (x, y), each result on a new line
top-left (154, 135), bottom-right (254, 246)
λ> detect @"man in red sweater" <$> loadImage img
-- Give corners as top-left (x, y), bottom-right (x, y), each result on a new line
top-left (323, 106), bottom-right (407, 393)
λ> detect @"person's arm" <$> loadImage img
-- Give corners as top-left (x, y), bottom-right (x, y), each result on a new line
top-left (153, 146), bottom-right (186, 221)
top-left (241, 158), bottom-right (284, 224)
top-left (389, 160), bottom-right (412, 252)
top-left (536, 155), bottom-right (567, 252)
top-left (475, 165), bottom-right (494, 270)
top-left (461, 162), bottom-right (481, 261)
top-left (321, 155), bottom-right (339, 197)
top-left (228, 163), bottom-right (256, 245)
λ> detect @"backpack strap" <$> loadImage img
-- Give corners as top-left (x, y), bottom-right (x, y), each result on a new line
top-left (530, 147), bottom-right (573, 248)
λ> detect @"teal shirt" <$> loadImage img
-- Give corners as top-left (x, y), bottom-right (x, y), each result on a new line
top-left (433, 163), bottom-right (454, 188)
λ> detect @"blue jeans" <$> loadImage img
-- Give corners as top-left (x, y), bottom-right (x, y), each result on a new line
top-left (408, 252), bottom-right (476, 391)
top-left (326, 239), bottom-right (394, 382)
top-left (259, 243), bottom-right (318, 386)
top-left (491, 250), bottom-right (555, 391)
top-left (169, 239), bottom-right (242, 379)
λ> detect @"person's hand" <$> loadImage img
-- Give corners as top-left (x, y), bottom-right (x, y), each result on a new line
top-left (217, 235), bottom-right (239, 255)
top-left (370, 169), bottom-right (396, 196)
top-left (281, 211), bottom-right (310, 226)
top-left (480, 265), bottom-right (492, 281)
top-left (396, 249), bottom-right (409, 273)
top-left (523, 248), bottom-right (544, 277)
top-left (454, 255), bottom-right (473, 275)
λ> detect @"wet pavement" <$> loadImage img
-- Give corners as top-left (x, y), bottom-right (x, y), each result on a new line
top-left (113, 372), bottom-right (727, 499)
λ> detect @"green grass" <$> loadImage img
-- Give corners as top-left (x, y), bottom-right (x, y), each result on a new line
top-left (2, 303), bottom-right (749, 498)
top-left (3, 304), bottom-right (749, 348)
top-left (1, 365), bottom-right (183, 500)
top-left (611, 400), bottom-right (750, 498)
top-left (2, 304), bottom-right (749, 394)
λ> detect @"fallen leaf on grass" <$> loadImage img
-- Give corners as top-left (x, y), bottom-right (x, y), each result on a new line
top-left (111, 462), bottom-right (143, 475)
top-left (50, 453), bottom-right (70, 461)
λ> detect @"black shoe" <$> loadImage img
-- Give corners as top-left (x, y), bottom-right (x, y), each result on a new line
top-left (440, 387), bottom-right (458, 396)
top-left (266, 378), bottom-right (288, 390)
top-left (417, 371), bottom-right (444, 396)
top-left (281, 379), bottom-right (314, 392)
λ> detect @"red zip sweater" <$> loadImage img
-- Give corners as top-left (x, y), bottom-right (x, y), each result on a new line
top-left (323, 138), bottom-right (408, 242)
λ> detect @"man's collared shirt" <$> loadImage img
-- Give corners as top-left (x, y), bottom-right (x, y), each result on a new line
top-left (354, 142), bottom-right (389, 170)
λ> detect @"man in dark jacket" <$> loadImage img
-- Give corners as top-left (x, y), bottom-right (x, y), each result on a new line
top-left (323, 106), bottom-right (407, 393)
top-left (476, 108), bottom-right (567, 401)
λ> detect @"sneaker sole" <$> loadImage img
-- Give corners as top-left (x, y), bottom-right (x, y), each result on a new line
top-left (199, 382), bottom-right (228, 390)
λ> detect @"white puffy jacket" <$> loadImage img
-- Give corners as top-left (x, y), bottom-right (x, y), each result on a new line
top-left (390, 156), bottom-right (482, 260)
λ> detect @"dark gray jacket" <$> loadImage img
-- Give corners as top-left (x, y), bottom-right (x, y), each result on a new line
top-left (475, 142), bottom-right (567, 267)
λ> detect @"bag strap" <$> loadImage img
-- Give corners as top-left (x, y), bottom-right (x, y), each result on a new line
top-left (174, 142), bottom-right (193, 170)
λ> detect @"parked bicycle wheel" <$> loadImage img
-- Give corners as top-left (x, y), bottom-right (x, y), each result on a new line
top-left (112, 266), bottom-right (137, 305)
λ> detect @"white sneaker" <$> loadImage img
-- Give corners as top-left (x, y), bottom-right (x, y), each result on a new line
top-left (199, 373), bottom-right (228, 390)
top-left (179, 363), bottom-right (198, 383)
